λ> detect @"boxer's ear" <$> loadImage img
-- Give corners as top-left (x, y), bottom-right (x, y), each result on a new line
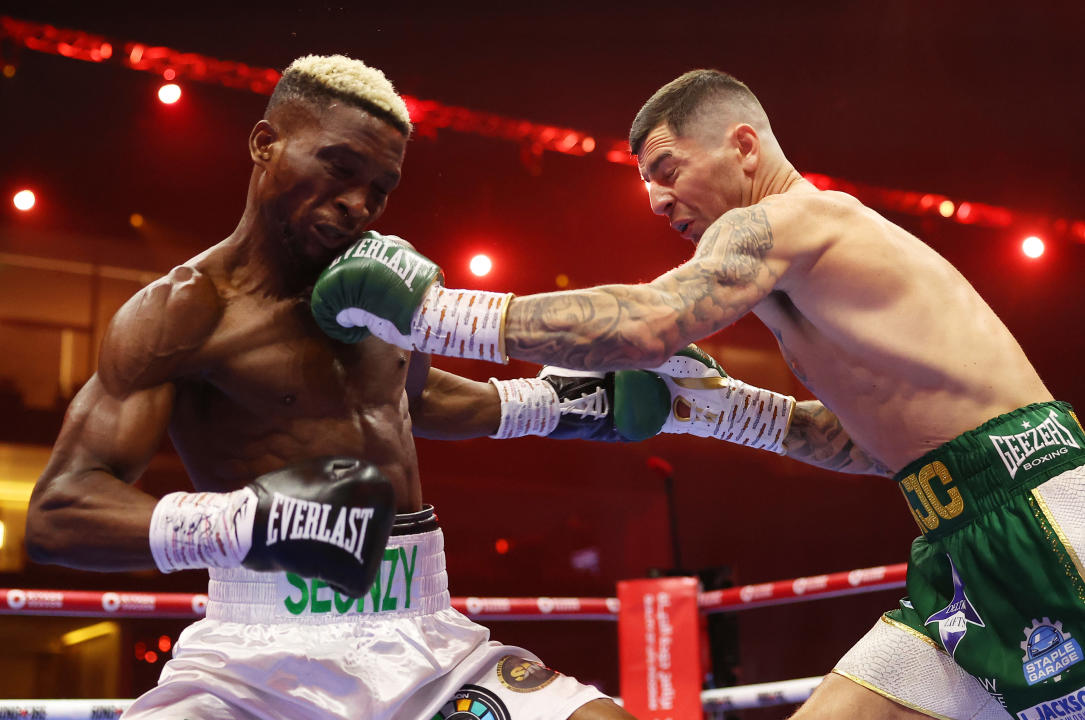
top-left (249, 120), bottom-right (278, 167)
top-left (732, 123), bottom-right (760, 176)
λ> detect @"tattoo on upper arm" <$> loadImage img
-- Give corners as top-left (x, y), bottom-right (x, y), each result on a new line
top-left (696, 205), bottom-right (775, 285)
top-left (505, 206), bottom-right (779, 368)
top-left (785, 401), bottom-right (893, 477)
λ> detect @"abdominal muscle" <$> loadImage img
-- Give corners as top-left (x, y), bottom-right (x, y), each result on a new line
top-left (755, 196), bottom-right (1053, 472)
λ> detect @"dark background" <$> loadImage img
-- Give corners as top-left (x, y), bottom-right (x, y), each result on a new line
top-left (0, 0), bottom-right (1082, 713)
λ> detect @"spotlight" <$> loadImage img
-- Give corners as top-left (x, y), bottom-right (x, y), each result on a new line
top-left (158, 83), bottom-right (181, 104)
top-left (938, 200), bottom-right (955, 218)
top-left (1021, 236), bottom-right (1044, 259)
top-left (469, 254), bottom-right (492, 277)
top-left (12, 189), bottom-right (35, 211)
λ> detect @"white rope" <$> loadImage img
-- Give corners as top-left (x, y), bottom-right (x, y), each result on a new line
top-left (701, 675), bottom-right (823, 709)
top-left (0, 677), bottom-right (824, 718)
top-left (0, 699), bottom-right (132, 719)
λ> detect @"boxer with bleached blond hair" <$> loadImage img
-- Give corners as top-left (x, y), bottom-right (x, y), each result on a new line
top-left (28, 55), bottom-right (640, 720)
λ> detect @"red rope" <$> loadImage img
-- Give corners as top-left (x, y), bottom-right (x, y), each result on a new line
top-left (0, 562), bottom-right (906, 620)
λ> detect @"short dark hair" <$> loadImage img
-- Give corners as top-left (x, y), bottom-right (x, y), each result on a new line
top-left (629, 69), bottom-right (763, 156)
top-left (265, 55), bottom-right (412, 137)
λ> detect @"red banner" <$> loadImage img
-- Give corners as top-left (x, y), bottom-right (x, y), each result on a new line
top-left (618, 577), bottom-right (703, 720)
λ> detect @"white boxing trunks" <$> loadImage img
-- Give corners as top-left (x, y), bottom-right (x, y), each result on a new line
top-left (122, 506), bottom-right (609, 719)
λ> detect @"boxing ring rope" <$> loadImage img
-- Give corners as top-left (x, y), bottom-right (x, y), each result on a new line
top-left (0, 562), bottom-right (906, 620)
top-left (0, 562), bottom-right (905, 717)
top-left (0, 677), bottom-right (830, 720)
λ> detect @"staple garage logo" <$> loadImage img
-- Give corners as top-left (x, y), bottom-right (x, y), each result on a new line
top-left (1022, 618), bottom-right (1083, 686)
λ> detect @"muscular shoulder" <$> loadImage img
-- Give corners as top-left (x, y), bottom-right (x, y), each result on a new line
top-left (751, 190), bottom-right (879, 282)
top-left (99, 264), bottom-right (224, 394)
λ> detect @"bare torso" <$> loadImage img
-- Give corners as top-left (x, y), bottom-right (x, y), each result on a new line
top-left (114, 241), bottom-right (423, 510)
top-left (754, 188), bottom-right (1052, 471)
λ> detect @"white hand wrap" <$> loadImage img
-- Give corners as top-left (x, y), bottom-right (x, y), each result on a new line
top-left (411, 285), bottom-right (513, 363)
top-left (489, 377), bottom-right (560, 438)
top-left (149, 488), bottom-right (258, 573)
top-left (652, 354), bottom-right (795, 454)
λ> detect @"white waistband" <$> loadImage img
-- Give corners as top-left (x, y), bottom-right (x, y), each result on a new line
top-left (206, 527), bottom-right (449, 624)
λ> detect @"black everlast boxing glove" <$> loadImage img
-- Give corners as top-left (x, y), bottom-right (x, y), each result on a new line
top-left (242, 457), bottom-right (396, 597)
top-left (149, 456), bottom-right (396, 598)
top-left (487, 367), bottom-right (670, 442)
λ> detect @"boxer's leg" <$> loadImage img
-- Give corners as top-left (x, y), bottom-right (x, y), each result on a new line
top-left (789, 673), bottom-right (937, 720)
top-left (568, 698), bottom-right (638, 719)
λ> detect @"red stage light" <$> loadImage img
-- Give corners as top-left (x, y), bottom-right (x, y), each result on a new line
top-left (158, 635), bottom-right (172, 652)
top-left (469, 254), bottom-right (492, 277)
top-left (158, 83), bottom-right (181, 104)
top-left (133, 641), bottom-right (146, 659)
top-left (144, 650), bottom-right (158, 663)
top-left (163, 68), bottom-right (176, 81)
top-left (1022, 236), bottom-right (1044, 258)
top-left (494, 538), bottom-right (510, 555)
top-left (12, 189), bottom-right (35, 211)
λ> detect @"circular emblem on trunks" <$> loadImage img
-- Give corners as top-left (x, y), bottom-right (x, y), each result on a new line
top-left (433, 684), bottom-right (510, 720)
top-left (496, 654), bottom-right (559, 693)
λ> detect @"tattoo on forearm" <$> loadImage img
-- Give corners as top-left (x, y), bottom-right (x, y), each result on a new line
top-left (784, 401), bottom-right (893, 477)
top-left (505, 206), bottom-right (778, 368)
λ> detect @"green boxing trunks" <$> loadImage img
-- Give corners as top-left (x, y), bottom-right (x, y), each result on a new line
top-left (835, 400), bottom-right (1085, 720)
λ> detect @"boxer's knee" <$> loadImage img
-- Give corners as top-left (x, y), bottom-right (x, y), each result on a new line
top-left (568, 698), bottom-right (639, 720)
top-left (789, 673), bottom-right (929, 720)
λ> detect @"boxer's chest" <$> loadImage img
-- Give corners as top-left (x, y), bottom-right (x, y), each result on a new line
top-left (190, 295), bottom-right (408, 419)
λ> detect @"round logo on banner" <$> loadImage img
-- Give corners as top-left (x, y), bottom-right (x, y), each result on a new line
top-left (605, 597), bottom-right (620, 614)
top-left (431, 685), bottom-right (510, 720)
top-left (466, 597), bottom-right (483, 615)
top-left (102, 592), bottom-right (121, 612)
top-left (192, 594), bottom-right (208, 614)
top-left (496, 655), bottom-right (559, 693)
top-left (536, 597), bottom-right (555, 614)
top-left (6, 589), bottom-right (26, 610)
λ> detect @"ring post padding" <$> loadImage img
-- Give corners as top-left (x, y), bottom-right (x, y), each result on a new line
top-left (618, 576), bottom-right (704, 719)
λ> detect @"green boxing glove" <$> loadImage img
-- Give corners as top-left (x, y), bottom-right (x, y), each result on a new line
top-left (488, 367), bottom-right (670, 442)
top-left (647, 345), bottom-right (796, 454)
top-left (486, 345), bottom-right (793, 452)
top-left (311, 231), bottom-right (514, 363)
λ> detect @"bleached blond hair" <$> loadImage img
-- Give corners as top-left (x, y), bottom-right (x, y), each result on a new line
top-left (267, 54), bottom-right (412, 135)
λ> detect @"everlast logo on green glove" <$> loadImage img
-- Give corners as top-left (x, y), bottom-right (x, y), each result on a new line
top-left (328, 235), bottom-right (433, 291)
top-left (265, 492), bottom-right (376, 563)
